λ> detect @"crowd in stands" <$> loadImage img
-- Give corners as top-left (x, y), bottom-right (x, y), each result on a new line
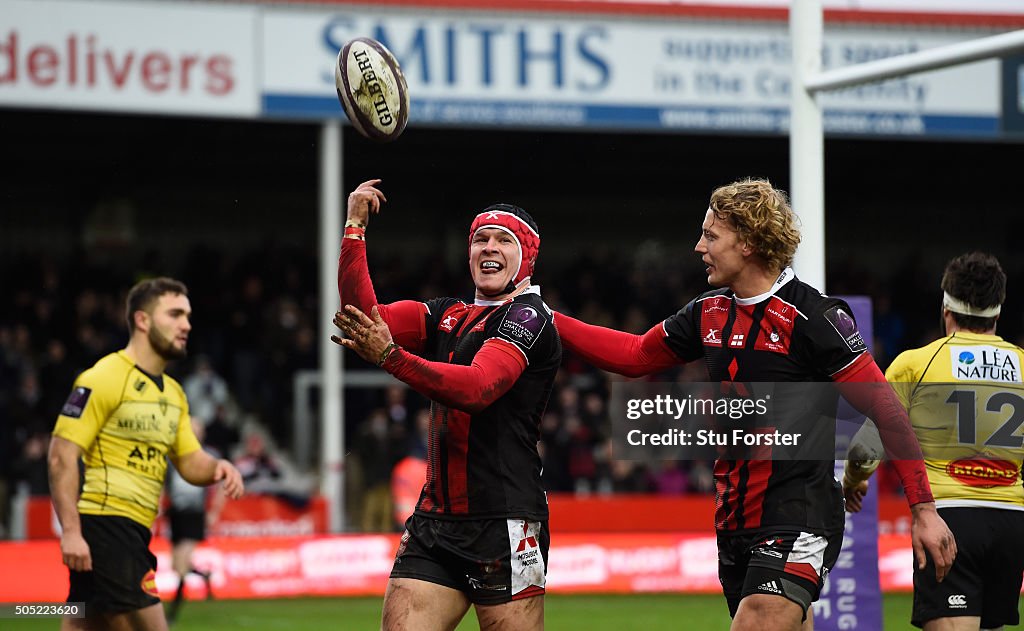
top-left (1, 243), bottom-right (1013, 536)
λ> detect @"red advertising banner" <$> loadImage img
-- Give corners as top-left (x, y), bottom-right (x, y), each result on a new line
top-left (23, 496), bottom-right (329, 540)
top-left (548, 495), bottom-right (716, 532)
top-left (18, 493), bottom-right (935, 540)
top-left (0, 532), bottom-right (927, 603)
top-left (7, 492), bottom-right (999, 602)
top-left (170, 496), bottom-right (329, 539)
top-left (878, 534), bottom-right (915, 593)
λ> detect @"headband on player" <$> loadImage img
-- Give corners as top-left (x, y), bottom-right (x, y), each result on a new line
top-left (469, 204), bottom-right (540, 296)
top-left (943, 292), bottom-right (1001, 318)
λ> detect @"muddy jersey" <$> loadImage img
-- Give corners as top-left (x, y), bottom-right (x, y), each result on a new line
top-left (53, 351), bottom-right (201, 528)
top-left (662, 268), bottom-right (866, 533)
top-left (886, 332), bottom-right (1024, 510)
top-left (415, 287), bottom-right (560, 521)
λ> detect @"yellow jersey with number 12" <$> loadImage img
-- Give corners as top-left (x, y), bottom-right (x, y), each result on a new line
top-left (886, 332), bottom-right (1024, 509)
top-left (52, 350), bottom-right (201, 527)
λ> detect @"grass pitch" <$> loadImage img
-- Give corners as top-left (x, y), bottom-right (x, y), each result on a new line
top-left (5, 593), bottom-right (923, 630)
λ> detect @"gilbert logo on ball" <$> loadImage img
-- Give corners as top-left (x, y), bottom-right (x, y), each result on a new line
top-left (335, 38), bottom-right (410, 142)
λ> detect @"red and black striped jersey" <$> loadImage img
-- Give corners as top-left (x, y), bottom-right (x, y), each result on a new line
top-left (415, 288), bottom-right (560, 521)
top-left (662, 268), bottom-right (867, 534)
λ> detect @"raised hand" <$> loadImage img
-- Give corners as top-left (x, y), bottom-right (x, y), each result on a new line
top-left (332, 305), bottom-right (397, 366)
top-left (347, 179), bottom-right (387, 226)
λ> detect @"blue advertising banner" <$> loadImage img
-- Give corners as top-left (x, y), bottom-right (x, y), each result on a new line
top-left (262, 10), bottom-right (1006, 138)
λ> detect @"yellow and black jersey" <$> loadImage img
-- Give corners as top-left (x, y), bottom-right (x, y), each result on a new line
top-left (886, 332), bottom-right (1024, 510)
top-left (53, 350), bottom-right (201, 527)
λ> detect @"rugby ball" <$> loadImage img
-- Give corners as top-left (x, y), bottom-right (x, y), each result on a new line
top-left (335, 38), bottom-right (410, 142)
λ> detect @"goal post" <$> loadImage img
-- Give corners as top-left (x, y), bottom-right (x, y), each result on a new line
top-left (789, 0), bottom-right (1024, 292)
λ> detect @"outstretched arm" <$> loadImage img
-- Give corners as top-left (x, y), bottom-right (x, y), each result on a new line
top-left (833, 354), bottom-right (931, 504)
top-left (833, 353), bottom-right (956, 582)
top-left (384, 341), bottom-right (525, 414)
top-left (334, 305), bottom-right (525, 414)
top-left (338, 179), bottom-right (427, 352)
top-left (553, 311), bottom-right (680, 377)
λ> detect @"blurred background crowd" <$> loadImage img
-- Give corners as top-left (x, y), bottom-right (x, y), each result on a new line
top-left (1, 236), bottom-right (1002, 537)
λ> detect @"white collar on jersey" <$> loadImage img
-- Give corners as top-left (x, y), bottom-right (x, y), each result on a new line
top-left (474, 284), bottom-right (541, 307)
top-left (734, 267), bottom-right (795, 306)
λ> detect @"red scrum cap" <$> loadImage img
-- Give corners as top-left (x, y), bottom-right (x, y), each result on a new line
top-left (468, 204), bottom-right (541, 296)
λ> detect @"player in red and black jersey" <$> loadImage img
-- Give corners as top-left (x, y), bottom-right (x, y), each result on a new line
top-left (334, 180), bottom-right (559, 631)
top-left (661, 271), bottom-right (878, 534)
top-left (553, 178), bottom-right (955, 631)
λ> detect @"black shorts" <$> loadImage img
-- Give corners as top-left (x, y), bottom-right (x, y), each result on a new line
top-left (168, 509), bottom-right (206, 544)
top-left (68, 514), bottom-right (161, 615)
top-left (718, 528), bottom-right (842, 620)
top-left (912, 507), bottom-right (1024, 629)
top-left (391, 513), bottom-right (549, 605)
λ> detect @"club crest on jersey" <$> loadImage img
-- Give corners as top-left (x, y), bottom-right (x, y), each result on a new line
top-left (823, 305), bottom-right (866, 353)
top-left (949, 345), bottom-right (1022, 383)
top-left (61, 386), bottom-right (92, 418)
top-left (757, 325), bottom-right (788, 353)
top-left (756, 297), bottom-right (796, 354)
top-left (498, 303), bottom-right (546, 350)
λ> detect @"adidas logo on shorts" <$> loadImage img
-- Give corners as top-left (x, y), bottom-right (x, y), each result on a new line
top-left (758, 580), bottom-right (783, 595)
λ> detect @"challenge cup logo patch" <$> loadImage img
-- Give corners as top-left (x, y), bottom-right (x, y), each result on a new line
top-left (499, 303), bottom-right (546, 350)
top-left (824, 306), bottom-right (867, 353)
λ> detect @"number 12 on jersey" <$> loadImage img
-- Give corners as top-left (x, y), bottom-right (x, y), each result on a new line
top-left (946, 389), bottom-right (1024, 448)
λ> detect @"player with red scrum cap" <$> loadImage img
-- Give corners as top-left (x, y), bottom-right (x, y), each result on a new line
top-left (334, 180), bottom-right (560, 631)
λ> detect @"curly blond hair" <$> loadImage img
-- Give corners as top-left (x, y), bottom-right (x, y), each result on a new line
top-left (709, 178), bottom-right (801, 272)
